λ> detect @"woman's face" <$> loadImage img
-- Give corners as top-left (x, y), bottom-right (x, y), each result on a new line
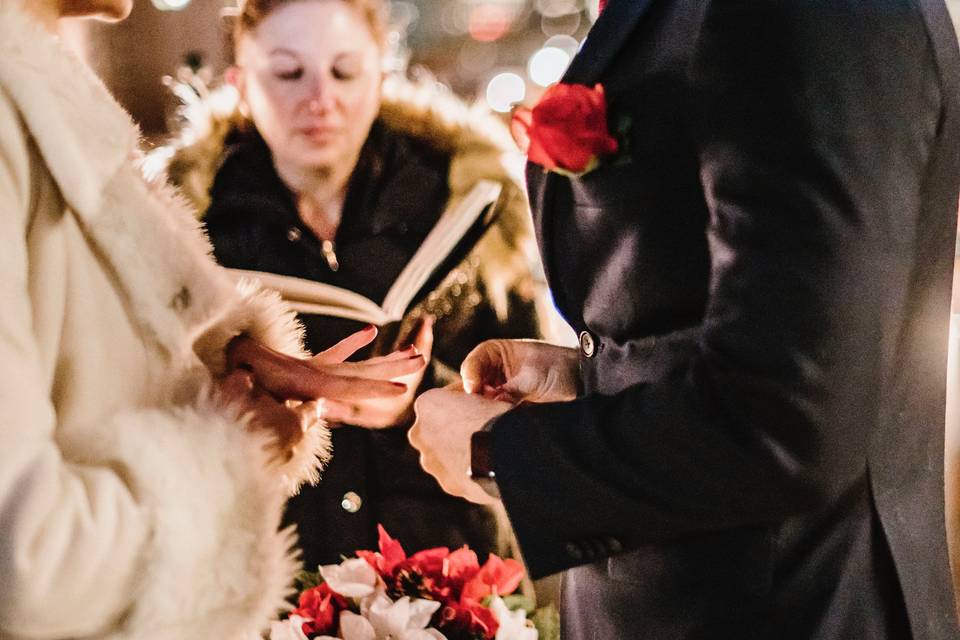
top-left (234, 0), bottom-right (382, 176)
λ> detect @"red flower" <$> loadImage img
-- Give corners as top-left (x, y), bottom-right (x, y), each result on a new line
top-left (291, 583), bottom-right (349, 637)
top-left (511, 83), bottom-right (619, 175)
top-left (461, 555), bottom-right (524, 604)
top-left (357, 524), bottom-right (408, 578)
top-left (439, 600), bottom-right (500, 640)
top-left (445, 547), bottom-right (481, 596)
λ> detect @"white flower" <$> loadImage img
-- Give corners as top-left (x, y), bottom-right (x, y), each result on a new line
top-left (491, 597), bottom-right (538, 640)
top-left (340, 611), bottom-right (377, 640)
top-left (269, 616), bottom-right (310, 640)
top-left (340, 594), bottom-right (445, 640)
top-left (319, 557), bottom-right (379, 598)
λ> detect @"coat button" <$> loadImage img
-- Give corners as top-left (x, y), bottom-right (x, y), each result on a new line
top-left (340, 491), bottom-right (362, 513)
top-left (578, 330), bottom-right (596, 358)
top-left (170, 286), bottom-right (191, 312)
top-left (287, 226), bottom-right (302, 242)
top-left (564, 542), bottom-right (584, 561)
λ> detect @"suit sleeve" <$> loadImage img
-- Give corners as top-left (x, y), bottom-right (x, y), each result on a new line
top-left (490, 0), bottom-right (943, 578)
top-left (0, 93), bottom-right (304, 639)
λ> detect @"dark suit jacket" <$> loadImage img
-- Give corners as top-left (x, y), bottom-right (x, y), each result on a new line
top-left (489, 0), bottom-right (960, 637)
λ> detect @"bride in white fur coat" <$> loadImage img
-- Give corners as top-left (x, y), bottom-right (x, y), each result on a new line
top-left (0, 0), bottom-right (424, 638)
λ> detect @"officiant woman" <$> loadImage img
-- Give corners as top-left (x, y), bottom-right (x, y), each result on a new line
top-left (0, 0), bottom-right (427, 636)
top-left (160, 0), bottom-right (555, 568)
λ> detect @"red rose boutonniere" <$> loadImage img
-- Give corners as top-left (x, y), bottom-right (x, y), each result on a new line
top-left (511, 83), bottom-right (624, 177)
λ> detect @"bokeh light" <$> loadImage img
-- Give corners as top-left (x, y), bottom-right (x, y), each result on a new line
top-left (468, 4), bottom-right (513, 42)
top-left (151, 0), bottom-right (190, 11)
top-left (527, 46), bottom-right (571, 87)
top-left (486, 71), bottom-right (526, 112)
top-left (535, 0), bottom-right (581, 18)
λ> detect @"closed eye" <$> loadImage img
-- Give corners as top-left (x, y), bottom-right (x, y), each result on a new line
top-left (275, 68), bottom-right (304, 81)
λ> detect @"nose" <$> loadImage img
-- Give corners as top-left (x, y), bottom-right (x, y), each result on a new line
top-left (306, 77), bottom-right (336, 115)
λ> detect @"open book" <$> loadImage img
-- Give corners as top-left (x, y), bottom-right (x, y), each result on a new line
top-left (226, 179), bottom-right (503, 326)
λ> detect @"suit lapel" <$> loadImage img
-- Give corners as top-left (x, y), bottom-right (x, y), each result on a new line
top-left (562, 0), bottom-right (657, 85)
top-left (918, 0), bottom-right (960, 132)
top-left (530, 0), bottom-right (656, 321)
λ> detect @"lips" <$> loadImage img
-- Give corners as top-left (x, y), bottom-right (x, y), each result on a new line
top-left (299, 124), bottom-right (340, 141)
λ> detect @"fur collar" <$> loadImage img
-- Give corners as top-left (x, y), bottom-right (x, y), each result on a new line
top-left (0, 3), bottom-right (138, 218)
top-left (0, 5), bottom-right (242, 364)
top-left (159, 75), bottom-right (525, 220)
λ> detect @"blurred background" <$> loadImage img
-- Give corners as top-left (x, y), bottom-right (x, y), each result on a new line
top-left (61, 0), bottom-right (598, 140)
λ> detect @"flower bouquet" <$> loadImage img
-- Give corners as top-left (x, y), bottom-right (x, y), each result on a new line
top-left (270, 526), bottom-right (559, 640)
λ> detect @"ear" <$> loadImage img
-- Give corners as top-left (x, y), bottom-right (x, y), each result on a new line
top-left (225, 65), bottom-right (245, 96)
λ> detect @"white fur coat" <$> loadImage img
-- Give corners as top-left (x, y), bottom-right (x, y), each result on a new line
top-left (0, 5), bottom-right (328, 638)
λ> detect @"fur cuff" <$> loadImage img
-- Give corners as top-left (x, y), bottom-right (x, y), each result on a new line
top-left (195, 277), bottom-right (308, 377)
top-left (97, 395), bottom-right (308, 639)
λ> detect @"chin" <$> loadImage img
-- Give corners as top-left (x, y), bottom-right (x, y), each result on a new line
top-left (292, 146), bottom-right (343, 171)
top-left (62, 0), bottom-right (132, 21)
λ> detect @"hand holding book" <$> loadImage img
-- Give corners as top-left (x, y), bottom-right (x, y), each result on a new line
top-left (321, 316), bottom-right (435, 428)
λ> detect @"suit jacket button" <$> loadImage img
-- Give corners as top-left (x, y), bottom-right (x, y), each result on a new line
top-left (564, 542), bottom-right (584, 561)
top-left (579, 330), bottom-right (596, 358)
top-left (340, 491), bottom-right (362, 513)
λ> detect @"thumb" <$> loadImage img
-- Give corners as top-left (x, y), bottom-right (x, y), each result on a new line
top-left (412, 315), bottom-right (435, 362)
top-left (460, 340), bottom-right (508, 395)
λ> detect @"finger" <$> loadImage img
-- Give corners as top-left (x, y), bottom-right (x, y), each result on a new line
top-left (236, 339), bottom-right (418, 400)
top-left (461, 341), bottom-right (508, 394)
top-left (294, 400), bottom-right (320, 424)
top-left (218, 369), bottom-right (255, 406)
top-left (311, 324), bottom-right (379, 365)
top-left (317, 398), bottom-right (356, 423)
top-left (356, 345), bottom-right (419, 365)
top-left (252, 353), bottom-right (411, 401)
top-left (324, 354), bottom-right (426, 380)
top-left (412, 316), bottom-right (435, 362)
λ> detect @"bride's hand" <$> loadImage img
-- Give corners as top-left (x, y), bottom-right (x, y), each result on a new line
top-left (320, 317), bottom-right (435, 428)
top-left (216, 368), bottom-right (316, 461)
top-left (460, 339), bottom-right (580, 404)
top-left (226, 326), bottom-right (426, 404)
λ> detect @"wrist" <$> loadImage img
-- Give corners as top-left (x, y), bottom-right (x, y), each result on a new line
top-left (469, 420), bottom-right (500, 499)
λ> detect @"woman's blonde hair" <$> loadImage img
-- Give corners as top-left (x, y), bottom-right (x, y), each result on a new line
top-left (232, 0), bottom-right (388, 50)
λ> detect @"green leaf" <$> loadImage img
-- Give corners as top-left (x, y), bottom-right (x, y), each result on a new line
top-left (293, 569), bottom-right (324, 592)
top-left (501, 594), bottom-right (536, 614)
top-left (531, 604), bottom-right (561, 640)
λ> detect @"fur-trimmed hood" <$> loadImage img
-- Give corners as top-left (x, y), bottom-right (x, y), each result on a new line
top-left (155, 76), bottom-right (540, 321)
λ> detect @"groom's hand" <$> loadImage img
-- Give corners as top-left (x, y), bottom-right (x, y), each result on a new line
top-left (461, 339), bottom-right (580, 404)
top-left (408, 387), bottom-right (511, 505)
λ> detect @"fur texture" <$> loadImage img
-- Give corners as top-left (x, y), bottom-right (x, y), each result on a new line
top-left (0, 5), bottom-right (327, 638)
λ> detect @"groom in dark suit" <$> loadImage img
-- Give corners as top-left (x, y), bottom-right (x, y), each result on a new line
top-left (410, 0), bottom-right (960, 637)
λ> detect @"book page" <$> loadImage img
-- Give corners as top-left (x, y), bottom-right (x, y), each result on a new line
top-left (226, 269), bottom-right (388, 324)
top-left (223, 179), bottom-right (502, 326)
